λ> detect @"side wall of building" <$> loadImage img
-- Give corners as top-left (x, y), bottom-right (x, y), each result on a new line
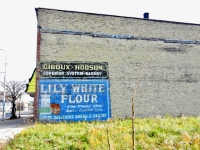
top-left (36, 8), bottom-right (200, 118)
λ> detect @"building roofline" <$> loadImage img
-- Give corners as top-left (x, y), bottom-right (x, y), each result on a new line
top-left (35, 7), bottom-right (200, 26)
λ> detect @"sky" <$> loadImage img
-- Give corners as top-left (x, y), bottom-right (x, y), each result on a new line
top-left (0, 0), bottom-right (200, 85)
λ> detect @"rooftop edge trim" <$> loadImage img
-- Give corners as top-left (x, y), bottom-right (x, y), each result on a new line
top-left (35, 7), bottom-right (200, 26)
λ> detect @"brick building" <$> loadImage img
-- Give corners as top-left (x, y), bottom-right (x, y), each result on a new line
top-left (31, 7), bottom-right (200, 121)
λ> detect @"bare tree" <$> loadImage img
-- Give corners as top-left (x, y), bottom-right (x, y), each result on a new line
top-left (0, 80), bottom-right (27, 119)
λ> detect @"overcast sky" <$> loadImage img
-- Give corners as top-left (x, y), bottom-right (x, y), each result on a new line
top-left (0, 0), bottom-right (200, 86)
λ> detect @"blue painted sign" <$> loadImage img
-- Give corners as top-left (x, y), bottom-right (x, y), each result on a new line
top-left (39, 79), bottom-right (111, 121)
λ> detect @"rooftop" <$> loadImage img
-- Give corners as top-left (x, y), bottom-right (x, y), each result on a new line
top-left (36, 7), bottom-right (200, 26)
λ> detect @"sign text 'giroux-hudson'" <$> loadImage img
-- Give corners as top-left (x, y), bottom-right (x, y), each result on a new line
top-left (40, 62), bottom-right (108, 79)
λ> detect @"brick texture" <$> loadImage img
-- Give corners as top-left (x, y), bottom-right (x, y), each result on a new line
top-left (35, 8), bottom-right (200, 118)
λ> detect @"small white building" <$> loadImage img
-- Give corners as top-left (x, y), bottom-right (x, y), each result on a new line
top-left (0, 100), bottom-right (12, 113)
top-left (0, 93), bottom-right (12, 112)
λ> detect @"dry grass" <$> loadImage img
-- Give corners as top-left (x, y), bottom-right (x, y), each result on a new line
top-left (1, 116), bottom-right (199, 150)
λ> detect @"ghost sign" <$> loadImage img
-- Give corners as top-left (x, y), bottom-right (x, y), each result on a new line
top-left (40, 61), bottom-right (109, 79)
top-left (38, 62), bottom-right (111, 122)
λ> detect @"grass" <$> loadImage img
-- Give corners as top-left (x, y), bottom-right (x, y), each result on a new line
top-left (1, 115), bottom-right (200, 150)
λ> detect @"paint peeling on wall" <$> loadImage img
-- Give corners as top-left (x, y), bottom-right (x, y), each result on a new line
top-left (40, 28), bottom-right (200, 45)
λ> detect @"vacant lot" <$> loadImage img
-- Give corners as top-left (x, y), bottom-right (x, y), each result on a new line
top-left (2, 116), bottom-right (200, 150)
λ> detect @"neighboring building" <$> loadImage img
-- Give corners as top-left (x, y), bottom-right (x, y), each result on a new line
top-left (25, 68), bottom-right (36, 98)
top-left (27, 7), bottom-right (200, 121)
top-left (0, 100), bottom-right (12, 113)
top-left (0, 94), bottom-right (12, 113)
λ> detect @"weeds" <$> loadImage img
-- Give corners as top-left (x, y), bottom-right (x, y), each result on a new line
top-left (1, 116), bottom-right (200, 150)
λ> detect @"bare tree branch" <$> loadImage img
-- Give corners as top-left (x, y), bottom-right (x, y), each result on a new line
top-left (0, 80), bottom-right (27, 119)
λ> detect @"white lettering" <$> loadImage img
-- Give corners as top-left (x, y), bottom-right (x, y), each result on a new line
top-left (60, 84), bottom-right (67, 93)
top-left (91, 94), bottom-right (98, 102)
top-left (83, 94), bottom-right (90, 102)
top-left (76, 95), bottom-right (82, 103)
top-left (81, 84), bottom-right (87, 92)
top-left (85, 72), bottom-right (102, 75)
top-left (48, 84), bottom-right (51, 93)
top-left (61, 95), bottom-right (68, 103)
top-left (93, 114), bottom-right (107, 118)
top-left (68, 95), bottom-right (74, 103)
top-left (61, 94), bottom-right (98, 103)
top-left (53, 84), bottom-right (60, 93)
top-left (92, 84), bottom-right (98, 92)
top-left (41, 84), bottom-right (47, 93)
top-left (71, 84), bottom-right (80, 92)
top-left (99, 84), bottom-right (105, 92)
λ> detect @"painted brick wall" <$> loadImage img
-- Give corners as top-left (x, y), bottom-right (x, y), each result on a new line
top-left (37, 8), bottom-right (200, 41)
top-left (35, 8), bottom-right (200, 118)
